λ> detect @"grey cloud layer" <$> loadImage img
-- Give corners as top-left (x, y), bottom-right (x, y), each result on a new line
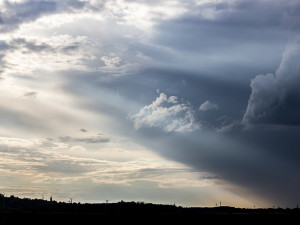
top-left (153, 0), bottom-right (300, 78)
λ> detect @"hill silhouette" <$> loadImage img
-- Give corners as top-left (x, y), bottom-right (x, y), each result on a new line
top-left (0, 194), bottom-right (299, 224)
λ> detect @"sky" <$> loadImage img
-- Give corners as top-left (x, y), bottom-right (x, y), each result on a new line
top-left (0, 0), bottom-right (300, 208)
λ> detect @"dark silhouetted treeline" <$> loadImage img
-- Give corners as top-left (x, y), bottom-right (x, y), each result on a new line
top-left (0, 194), bottom-right (299, 224)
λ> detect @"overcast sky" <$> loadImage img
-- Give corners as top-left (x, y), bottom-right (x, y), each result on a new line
top-left (0, 0), bottom-right (300, 208)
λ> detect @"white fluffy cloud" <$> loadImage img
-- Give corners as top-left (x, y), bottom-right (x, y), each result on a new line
top-left (129, 92), bottom-right (200, 132)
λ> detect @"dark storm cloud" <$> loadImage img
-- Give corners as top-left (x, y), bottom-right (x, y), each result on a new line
top-left (222, 126), bottom-right (300, 206)
top-left (202, 0), bottom-right (300, 29)
top-left (153, 0), bottom-right (300, 78)
top-left (156, 0), bottom-right (300, 46)
top-left (66, 68), bottom-right (251, 131)
top-left (127, 123), bottom-right (300, 206)
top-left (243, 38), bottom-right (300, 126)
top-left (62, 74), bottom-right (300, 206)
top-left (224, 37), bottom-right (300, 205)
top-left (62, 68), bottom-right (287, 202)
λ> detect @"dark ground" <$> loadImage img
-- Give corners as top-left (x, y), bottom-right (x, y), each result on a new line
top-left (0, 195), bottom-right (299, 224)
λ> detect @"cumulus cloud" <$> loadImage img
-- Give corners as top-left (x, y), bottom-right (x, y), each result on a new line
top-left (129, 92), bottom-right (200, 132)
top-left (243, 38), bottom-right (300, 126)
top-left (199, 100), bottom-right (219, 111)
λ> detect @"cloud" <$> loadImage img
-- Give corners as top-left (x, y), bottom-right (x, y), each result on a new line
top-left (129, 92), bottom-right (200, 132)
top-left (199, 100), bottom-right (219, 111)
top-left (0, 135), bottom-right (219, 206)
top-left (98, 54), bottom-right (139, 78)
top-left (243, 38), bottom-right (300, 126)
top-left (104, 0), bottom-right (188, 30)
top-left (152, 0), bottom-right (300, 79)
top-left (101, 56), bottom-right (122, 67)
top-left (0, 0), bottom-right (57, 33)
top-left (23, 91), bottom-right (37, 98)
top-left (9, 38), bottom-right (53, 52)
top-left (34, 159), bottom-right (94, 174)
top-left (0, 0), bottom-right (88, 33)
top-left (58, 135), bottom-right (111, 144)
top-left (0, 0), bottom-right (187, 35)
top-left (2, 35), bottom-right (98, 77)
